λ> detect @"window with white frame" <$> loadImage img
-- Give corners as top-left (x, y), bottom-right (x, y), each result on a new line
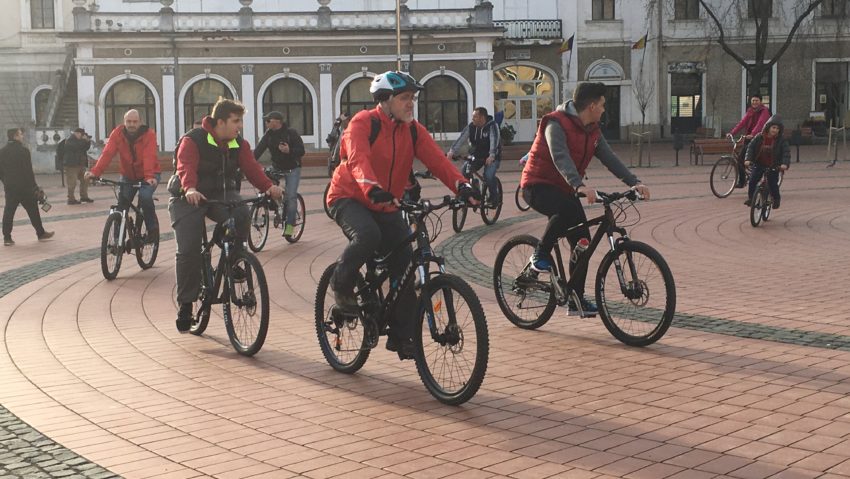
top-left (262, 78), bottom-right (313, 135)
top-left (675, 0), bottom-right (700, 20)
top-left (592, 0), bottom-right (615, 20)
top-left (30, 0), bottom-right (55, 29)
top-left (184, 79), bottom-right (232, 132)
top-left (418, 76), bottom-right (468, 134)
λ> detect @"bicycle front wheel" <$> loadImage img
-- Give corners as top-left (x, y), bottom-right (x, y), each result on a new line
top-left (323, 183), bottom-right (333, 219)
top-left (248, 202), bottom-right (270, 252)
top-left (515, 184), bottom-right (530, 211)
top-left (100, 212), bottom-right (124, 280)
top-left (596, 241), bottom-right (676, 347)
top-left (223, 251), bottom-right (269, 356)
top-left (710, 156), bottom-right (738, 198)
top-left (134, 215), bottom-right (159, 270)
top-left (314, 263), bottom-right (370, 373)
top-left (480, 177), bottom-right (503, 225)
top-left (451, 205), bottom-right (468, 233)
top-left (750, 186), bottom-right (765, 227)
top-left (493, 235), bottom-right (556, 329)
top-left (416, 274), bottom-right (488, 405)
top-left (284, 194), bottom-right (306, 243)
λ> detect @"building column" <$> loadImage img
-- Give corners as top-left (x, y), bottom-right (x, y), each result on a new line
top-left (161, 65), bottom-right (177, 150)
top-left (77, 65), bottom-right (96, 138)
top-left (474, 58), bottom-right (494, 113)
top-left (319, 63), bottom-right (334, 150)
top-left (241, 64), bottom-right (256, 144)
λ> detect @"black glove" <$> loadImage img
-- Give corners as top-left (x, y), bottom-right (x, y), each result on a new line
top-left (368, 187), bottom-right (395, 204)
top-left (457, 182), bottom-right (481, 203)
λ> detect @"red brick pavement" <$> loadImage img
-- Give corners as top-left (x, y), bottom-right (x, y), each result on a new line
top-left (2, 153), bottom-right (850, 478)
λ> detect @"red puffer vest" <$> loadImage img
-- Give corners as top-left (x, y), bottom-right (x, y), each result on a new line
top-left (520, 109), bottom-right (601, 195)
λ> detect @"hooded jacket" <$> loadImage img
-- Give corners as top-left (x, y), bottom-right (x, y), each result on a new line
top-left (521, 100), bottom-right (638, 194)
top-left (90, 125), bottom-right (160, 180)
top-left (449, 114), bottom-right (500, 160)
top-left (253, 123), bottom-right (305, 171)
top-left (327, 106), bottom-right (466, 213)
top-left (744, 114), bottom-right (791, 168)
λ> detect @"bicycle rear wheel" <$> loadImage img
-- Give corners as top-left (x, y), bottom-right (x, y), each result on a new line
top-left (750, 185), bottom-right (765, 227)
top-left (415, 274), bottom-right (488, 405)
top-left (493, 235), bottom-right (557, 330)
top-left (100, 212), bottom-right (124, 280)
top-left (223, 251), bottom-right (269, 356)
top-left (284, 194), bottom-right (306, 243)
top-left (248, 202), bottom-right (270, 252)
top-left (323, 182), bottom-right (333, 219)
top-left (480, 177), bottom-right (503, 225)
top-left (710, 156), bottom-right (738, 198)
top-left (452, 205), bottom-right (468, 233)
top-left (315, 263), bottom-right (371, 373)
top-left (596, 241), bottom-right (676, 347)
top-left (134, 215), bottom-right (159, 270)
top-left (515, 184), bottom-right (530, 211)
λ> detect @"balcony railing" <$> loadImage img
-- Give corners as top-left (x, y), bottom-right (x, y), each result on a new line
top-left (494, 20), bottom-right (562, 40)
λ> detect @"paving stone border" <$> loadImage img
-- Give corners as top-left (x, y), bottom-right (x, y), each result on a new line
top-left (434, 213), bottom-right (850, 352)
top-left (0, 405), bottom-right (119, 479)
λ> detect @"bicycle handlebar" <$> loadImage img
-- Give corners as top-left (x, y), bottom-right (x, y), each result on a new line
top-left (92, 177), bottom-right (146, 188)
top-left (413, 170), bottom-right (435, 180)
top-left (577, 189), bottom-right (642, 203)
top-left (398, 195), bottom-right (465, 215)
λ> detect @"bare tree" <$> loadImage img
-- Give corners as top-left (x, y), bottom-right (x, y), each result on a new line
top-left (698, 0), bottom-right (826, 96)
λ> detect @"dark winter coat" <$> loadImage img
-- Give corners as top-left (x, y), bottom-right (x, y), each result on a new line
top-left (253, 125), bottom-right (306, 171)
top-left (0, 140), bottom-right (38, 196)
top-left (745, 114), bottom-right (791, 169)
top-left (62, 135), bottom-right (91, 167)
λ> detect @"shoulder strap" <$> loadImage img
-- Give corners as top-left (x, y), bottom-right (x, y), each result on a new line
top-left (368, 115), bottom-right (418, 147)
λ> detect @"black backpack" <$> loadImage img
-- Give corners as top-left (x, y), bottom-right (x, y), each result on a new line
top-left (54, 139), bottom-right (65, 171)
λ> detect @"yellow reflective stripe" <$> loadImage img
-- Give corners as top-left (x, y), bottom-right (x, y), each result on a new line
top-left (228, 138), bottom-right (239, 148)
top-left (206, 133), bottom-right (240, 149)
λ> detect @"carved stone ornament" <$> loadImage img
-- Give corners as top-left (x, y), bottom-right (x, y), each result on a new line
top-left (160, 65), bottom-right (175, 75)
top-left (319, 63), bottom-right (332, 73)
top-left (241, 64), bottom-right (254, 74)
top-left (78, 65), bottom-right (95, 76)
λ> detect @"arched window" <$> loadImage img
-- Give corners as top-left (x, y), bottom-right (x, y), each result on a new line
top-left (340, 78), bottom-right (374, 116)
top-left (34, 88), bottom-right (51, 127)
top-left (418, 76), bottom-right (468, 134)
top-left (262, 78), bottom-right (313, 135)
top-left (104, 80), bottom-right (157, 132)
top-left (184, 79), bottom-right (232, 131)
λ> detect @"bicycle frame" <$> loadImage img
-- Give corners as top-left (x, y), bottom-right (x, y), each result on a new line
top-left (102, 180), bottom-right (146, 252)
top-left (199, 221), bottom-right (238, 311)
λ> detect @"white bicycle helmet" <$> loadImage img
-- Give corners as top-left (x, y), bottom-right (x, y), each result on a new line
top-left (370, 71), bottom-right (424, 102)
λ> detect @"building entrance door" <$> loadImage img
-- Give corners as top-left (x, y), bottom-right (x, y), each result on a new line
top-left (601, 85), bottom-right (620, 140)
top-left (670, 72), bottom-right (703, 134)
top-left (497, 96), bottom-right (538, 143)
top-left (816, 62), bottom-right (849, 128)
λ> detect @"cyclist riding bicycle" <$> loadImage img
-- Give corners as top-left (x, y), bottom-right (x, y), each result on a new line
top-left (326, 70), bottom-right (479, 359)
top-left (253, 110), bottom-right (305, 239)
top-left (86, 109), bottom-right (161, 241)
top-left (521, 82), bottom-right (650, 314)
top-left (743, 114), bottom-right (789, 209)
top-left (169, 98), bottom-right (283, 333)
top-left (446, 106), bottom-right (501, 207)
top-left (728, 93), bottom-right (771, 187)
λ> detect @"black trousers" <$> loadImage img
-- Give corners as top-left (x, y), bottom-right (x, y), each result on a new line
top-left (330, 198), bottom-right (417, 340)
top-left (523, 183), bottom-right (591, 294)
top-left (3, 192), bottom-right (46, 239)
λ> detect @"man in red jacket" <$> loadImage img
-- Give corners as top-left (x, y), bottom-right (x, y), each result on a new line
top-left (87, 109), bottom-right (161, 239)
top-left (326, 70), bottom-right (478, 358)
top-left (520, 82), bottom-right (649, 314)
top-left (728, 94), bottom-right (771, 187)
top-left (169, 99), bottom-right (283, 333)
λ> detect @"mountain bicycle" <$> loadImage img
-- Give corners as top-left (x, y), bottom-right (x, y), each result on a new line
top-left (247, 167), bottom-right (306, 252)
top-left (451, 155), bottom-right (503, 232)
top-left (190, 197), bottom-right (270, 357)
top-left (749, 167), bottom-right (781, 227)
top-left (315, 195), bottom-right (489, 405)
top-left (493, 189), bottom-right (676, 347)
top-left (710, 135), bottom-right (783, 198)
top-left (95, 178), bottom-right (159, 280)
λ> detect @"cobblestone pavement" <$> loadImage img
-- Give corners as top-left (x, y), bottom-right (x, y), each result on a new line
top-left (1, 153), bottom-right (850, 478)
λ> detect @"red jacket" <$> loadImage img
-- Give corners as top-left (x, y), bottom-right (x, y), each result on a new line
top-left (521, 110), bottom-right (601, 194)
top-left (175, 116), bottom-right (272, 193)
top-left (91, 126), bottom-right (160, 180)
top-left (730, 106), bottom-right (771, 137)
top-left (327, 107), bottom-right (466, 212)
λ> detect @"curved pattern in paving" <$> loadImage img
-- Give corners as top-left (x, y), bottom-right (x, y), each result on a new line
top-left (2, 162), bottom-right (850, 479)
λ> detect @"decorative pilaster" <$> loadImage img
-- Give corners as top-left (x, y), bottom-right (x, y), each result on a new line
top-left (77, 66), bottom-right (96, 138)
top-left (474, 52), bottom-right (494, 114)
top-left (319, 63), bottom-right (333, 148)
top-left (161, 65), bottom-right (177, 150)
top-left (239, 0), bottom-right (254, 31)
top-left (241, 64), bottom-right (256, 143)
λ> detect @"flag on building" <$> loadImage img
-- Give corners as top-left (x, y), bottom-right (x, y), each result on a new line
top-left (631, 33), bottom-right (647, 50)
top-left (558, 34), bottom-right (575, 54)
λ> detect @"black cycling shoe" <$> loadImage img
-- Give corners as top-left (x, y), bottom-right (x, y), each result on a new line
top-left (568, 295), bottom-right (598, 317)
top-left (176, 303), bottom-right (192, 333)
top-left (386, 335), bottom-right (416, 360)
top-left (744, 199), bottom-right (752, 207)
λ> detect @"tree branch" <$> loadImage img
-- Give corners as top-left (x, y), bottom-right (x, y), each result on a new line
top-left (698, 0), bottom-right (750, 69)
top-left (767, 0), bottom-right (826, 67)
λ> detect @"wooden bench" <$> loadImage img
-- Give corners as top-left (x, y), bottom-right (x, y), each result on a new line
top-left (690, 138), bottom-right (732, 165)
top-left (694, 127), bottom-right (716, 138)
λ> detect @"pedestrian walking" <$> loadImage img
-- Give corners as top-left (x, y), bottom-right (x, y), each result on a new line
top-left (0, 128), bottom-right (54, 246)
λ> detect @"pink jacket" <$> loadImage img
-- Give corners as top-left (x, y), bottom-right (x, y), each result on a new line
top-left (730, 106), bottom-right (771, 137)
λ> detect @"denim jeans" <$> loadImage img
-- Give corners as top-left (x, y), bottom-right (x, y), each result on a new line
top-left (747, 165), bottom-right (781, 204)
top-left (270, 167), bottom-right (301, 226)
top-left (482, 156), bottom-right (501, 201)
top-left (119, 173), bottom-right (160, 232)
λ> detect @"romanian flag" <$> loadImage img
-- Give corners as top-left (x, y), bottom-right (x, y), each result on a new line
top-left (558, 34), bottom-right (574, 54)
top-left (631, 34), bottom-right (647, 50)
